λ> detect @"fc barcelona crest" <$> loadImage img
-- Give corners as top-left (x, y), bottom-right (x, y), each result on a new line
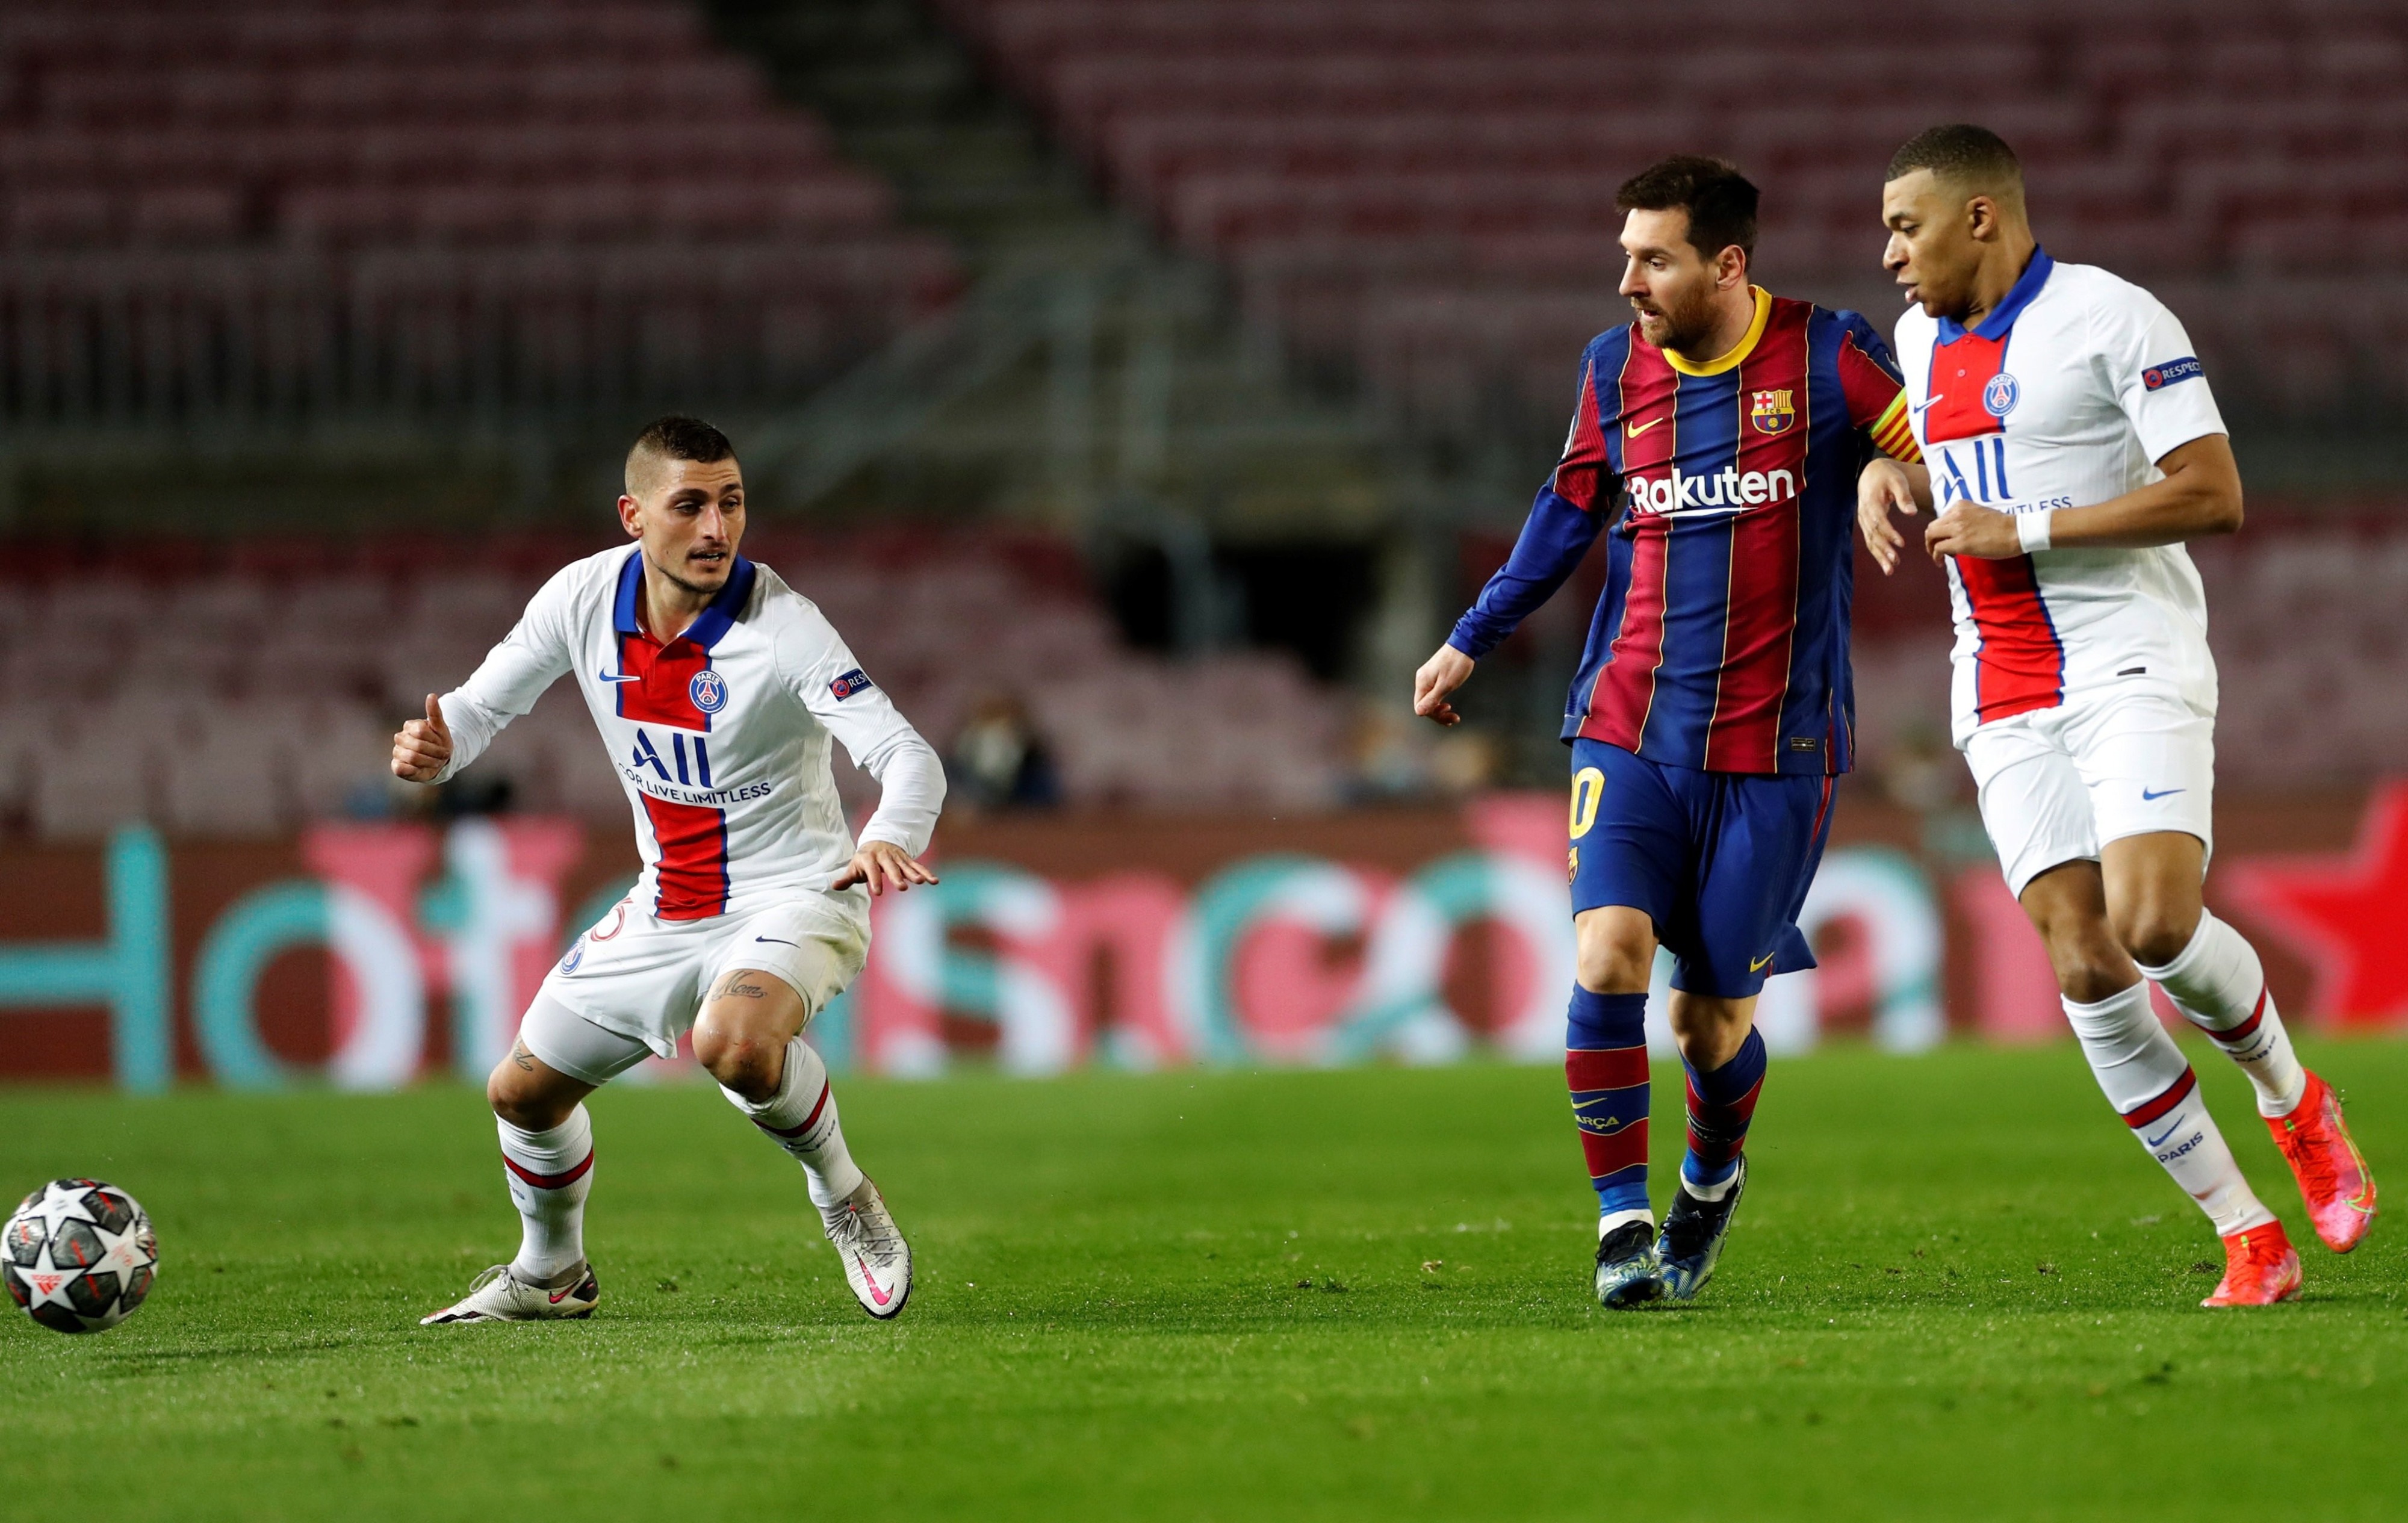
top-left (1749, 388), bottom-right (1796, 435)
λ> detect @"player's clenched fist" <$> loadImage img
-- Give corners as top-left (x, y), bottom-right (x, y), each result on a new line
top-left (390, 693), bottom-right (453, 783)
top-left (1413, 644), bottom-right (1474, 728)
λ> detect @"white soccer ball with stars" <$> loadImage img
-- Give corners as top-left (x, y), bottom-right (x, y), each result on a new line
top-left (5, 1179), bottom-right (159, 1334)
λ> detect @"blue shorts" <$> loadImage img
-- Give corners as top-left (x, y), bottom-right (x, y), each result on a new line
top-left (1566, 739), bottom-right (1836, 999)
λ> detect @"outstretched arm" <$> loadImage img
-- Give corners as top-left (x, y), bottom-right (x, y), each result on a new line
top-left (389, 568), bottom-right (577, 784)
top-left (1416, 489), bottom-right (1608, 726)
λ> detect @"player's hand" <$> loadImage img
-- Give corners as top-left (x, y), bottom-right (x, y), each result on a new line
top-left (1924, 502), bottom-right (2022, 563)
top-left (1413, 644), bottom-right (1475, 727)
top-left (834, 840), bottom-right (939, 896)
top-left (390, 693), bottom-right (453, 783)
top-left (1857, 457), bottom-right (1918, 575)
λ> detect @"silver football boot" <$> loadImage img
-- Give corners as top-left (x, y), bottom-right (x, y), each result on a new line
top-left (420, 1262), bottom-right (600, 1324)
top-left (822, 1177), bottom-right (912, 1319)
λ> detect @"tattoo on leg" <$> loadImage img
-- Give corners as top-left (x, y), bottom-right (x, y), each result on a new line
top-left (510, 1041), bottom-right (535, 1072)
top-left (716, 975), bottom-right (768, 1000)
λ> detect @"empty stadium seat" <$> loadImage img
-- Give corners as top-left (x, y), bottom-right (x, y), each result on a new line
top-left (0, 528), bottom-right (1357, 837)
top-left (940, 0), bottom-right (2408, 438)
top-left (0, 0), bottom-right (961, 429)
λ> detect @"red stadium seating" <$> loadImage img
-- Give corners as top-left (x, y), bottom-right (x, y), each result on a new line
top-left (0, 530), bottom-right (1350, 837)
top-left (0, 0), bottom-right (960, 427)
top-left (937, 0), bottom-right (2408, 434)
top-left (4, 505), bottom-right (2397, 835)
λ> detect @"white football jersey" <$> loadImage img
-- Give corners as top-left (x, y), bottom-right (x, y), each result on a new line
top-left (1893, 251), bottom-right (2228, 745)
top-left (433, 545), bottom-right (943, 920)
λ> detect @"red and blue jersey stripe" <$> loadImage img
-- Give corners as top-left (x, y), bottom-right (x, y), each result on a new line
top-left (610, 550), bottom-right (754, 920)
top-left (1450, 291), bottom-right (1916, 776)
top-left (1923, 249), bottom-right (2065, 725)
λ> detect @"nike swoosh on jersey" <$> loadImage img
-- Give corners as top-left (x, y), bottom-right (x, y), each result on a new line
top-left (754, 935), bottom-right (801, 947)
top-left (2141, 787), bottom-right (2187, 800)
top-left (1625, 417), bottom-right (1665, 436)
top-left (1749, 952), bottom-right (1776, 973)
top-left (597, 671), bottom-right (642, 683)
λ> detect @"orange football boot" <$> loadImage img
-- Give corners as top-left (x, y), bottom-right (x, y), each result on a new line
top-left (2200, 1220), bottom-right (2303, 1307)
top-left (2267, 1071), bottom-right (2377, 1253)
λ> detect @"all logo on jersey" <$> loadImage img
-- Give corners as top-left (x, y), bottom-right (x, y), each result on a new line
top-left (829, 668), bottom-right (875, 701)
top-left (1934, 438), bottom-right (2012, 506)
top-left (1748, 388), bottom-right (1796, 435)
top-left (629, 728), bottom-right (713, 788)
top-left (2143, 356), bottom-right (2202, 391)
top-left (689, 669), bottom-right (728, 713)
top-left (1982, 373), bottom-right (2020, 418)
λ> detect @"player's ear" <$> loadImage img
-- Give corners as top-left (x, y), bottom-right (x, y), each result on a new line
top-left (616, 494), bottom-right (642, 538)
top-left (1718, 243), bottom-right (1749, 290)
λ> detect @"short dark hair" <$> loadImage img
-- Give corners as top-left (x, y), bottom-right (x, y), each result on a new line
top-left (1886, 124), bottom-right (2024, 199)
top-left (1616, 155), bottom-right (1758, 264)
top-left (625, 414), bottom-right (736, 494)
top-left (630, 414), bottom-right (734, 467)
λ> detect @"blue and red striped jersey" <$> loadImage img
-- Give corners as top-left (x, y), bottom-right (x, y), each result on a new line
top-left (1448, 288), bottom-right (1917, 775)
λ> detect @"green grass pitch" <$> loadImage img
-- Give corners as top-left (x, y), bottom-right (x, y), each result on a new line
top-left (3, 1041), bottom-right (2403, 1521)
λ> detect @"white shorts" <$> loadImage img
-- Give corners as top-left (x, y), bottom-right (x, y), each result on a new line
top-left (523, 891), bottom-right (869, 1082)
top-left (1963, 688), bottom-right (2216, 899)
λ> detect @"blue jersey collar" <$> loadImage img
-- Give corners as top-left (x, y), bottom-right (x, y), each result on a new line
top-left (1938, 246), bottom-right (2053, 345)
top-left (612, 547), bottom-right (756, 651)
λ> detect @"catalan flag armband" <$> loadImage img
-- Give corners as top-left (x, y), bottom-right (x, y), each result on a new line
top-left (1867, 392), bottom-right (1922, 465)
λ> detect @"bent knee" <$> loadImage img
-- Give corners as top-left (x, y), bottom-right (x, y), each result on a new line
top-left (1575, 948), bottom-right (1652, 993)
top-left (2037, 929), bottom-right (2135, 1005)
top-left (692, 1021), bottom-right (784, 1093)
top-left (2111, 905), bottom-right (2200, 970)
top-left (1574, 914), bottom-right (1656, 993)
top-left (487, 1063), bottom-right (569, 1132)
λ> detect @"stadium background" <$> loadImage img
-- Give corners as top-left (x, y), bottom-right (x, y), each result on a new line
top-left (4, 0), bottom-right (2406, 1088)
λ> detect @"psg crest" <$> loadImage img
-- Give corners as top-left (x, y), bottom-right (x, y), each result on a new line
top-left (1748, 388), bottom-right (1796, 435)
top-left (1984, 372), bottom-right (2020, 417)
top-left (689, 669), bottom-right (728, 713)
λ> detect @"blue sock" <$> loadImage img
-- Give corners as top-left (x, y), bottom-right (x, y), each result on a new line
top-left (1681, 1026), bottom-right (1767, 1191)
top-left (1566, 987), bottom-right (1651, 1219)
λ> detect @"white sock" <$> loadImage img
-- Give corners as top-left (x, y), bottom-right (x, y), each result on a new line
top-left (1679, 1161), bottom-right (1740, 1203)
top-left (497, 1106), bottom-right (594, 1285)
top-left (2139, 912), bottom-right (2307, 1118)
top-left (2062, 982), bottom-right (2275, 1238)
top-left (721, 1034), bottom-right (864, 1211)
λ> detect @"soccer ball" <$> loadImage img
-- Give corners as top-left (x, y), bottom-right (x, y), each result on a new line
top-left (4, 1179), bottom-right (158, 1334)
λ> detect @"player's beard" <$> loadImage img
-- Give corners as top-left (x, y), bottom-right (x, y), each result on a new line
top-left (1636, 283), bottom-right (1718, 356)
